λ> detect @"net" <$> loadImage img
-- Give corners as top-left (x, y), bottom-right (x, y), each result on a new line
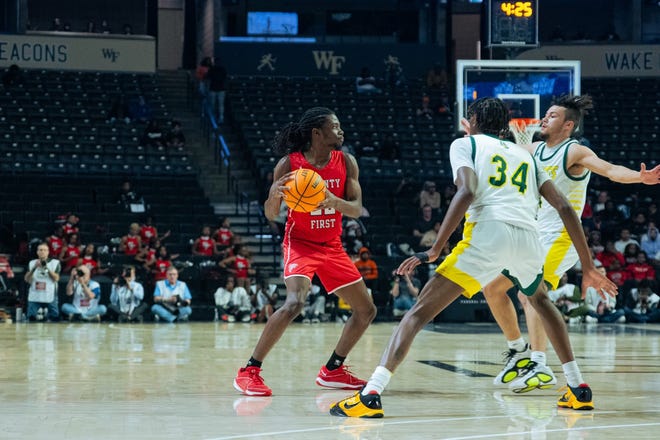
top-left (509, 118), bottom-right (541, 144)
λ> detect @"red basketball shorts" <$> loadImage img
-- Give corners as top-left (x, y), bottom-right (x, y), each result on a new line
top-left (282, 235), bottom-right (362, 293)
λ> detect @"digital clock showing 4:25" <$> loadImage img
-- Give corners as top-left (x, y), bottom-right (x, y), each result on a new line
top-left (500, 2), bottom-right (533, 17)
top-left (488, 0), bottom-right (539, 47)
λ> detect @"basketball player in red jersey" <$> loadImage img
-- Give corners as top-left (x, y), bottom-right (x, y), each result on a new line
top-left (234, 107), bottom-right (377, 396)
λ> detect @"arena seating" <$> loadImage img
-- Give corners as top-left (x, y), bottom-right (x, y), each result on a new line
top-left (0, 69), bottom-right (194, 176)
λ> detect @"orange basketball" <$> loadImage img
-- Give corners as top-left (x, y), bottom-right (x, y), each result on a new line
top-left (283, 168), bottom-right (326, 213)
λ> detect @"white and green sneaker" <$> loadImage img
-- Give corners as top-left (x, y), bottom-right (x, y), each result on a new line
top-left (493, 344), bottom-right (531, 386)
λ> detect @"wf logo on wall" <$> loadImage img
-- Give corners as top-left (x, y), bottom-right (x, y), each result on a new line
top-left (102, 48), bottom-right (120, 62)
top-left (312, 51), bottom-right (345, 75)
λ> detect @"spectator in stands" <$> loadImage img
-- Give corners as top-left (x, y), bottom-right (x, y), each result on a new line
top-left (24, 243), bottom-right (61, 322)
top-left (390, 270), bottom-right (420, 318)
top-left (84, 19), bottom-right (96, 33)
top-left (62, 213), bottom-right (80, 236)
top-left (2, 64), bottom-right (23, 88)
top-left (615, 228), bottom-right (639, 254)
top-left (151, 266), bottom-right (192, 323)
top-left (196, 57), bottom-right (212, 113)
top-left (141, 119), bottom-right (165, 148)
top-left (192, 226), bottom-right (218, 257)
top-left (117, 180), bottom-right (146, 213)
top-left (393, 174), bottom-right (418, 205)
top-left (59, 232), bottom-right (82, 273)
top-left (166, 120), bottom-right (186, 149)
top-left (267, 201), bottom-right (288, 242)
top-left (624, 279), bottom-right (660, 323)
top-left (412, 204), bottom-right (438, 248)
top-left (302, 283), bottom-right (325, 323)
top-left (119, 223), bottom-right (143, 257)
top-left (342, 217), bottom-right (365, 256)
top-left (151, 245), bottom-right (175, 281)
top-left (136, 238), bottom-right (159, 271)
top-left (583, 261), bottom-right (626, 323)
top-left (207, 58), bottom-right (228, 124)
top-left (122, 23), bottom-right (133, 35)
top-left (251, 278), bottom-right (278, 323)
top-left (416, 95), bottom-right (434, 120)
top-left (219, 244), bottom-right (255, 289)
top-left (214, 276), bottom-right (239, 322)
top-left (627, 251), bottom-right (656, 282)
top-left (384, 55), bottom-right (404, 91)
top-left (606, 258), bottom-right (631, 288)
top-left (588, 230), bottom-right (605, 255)
top-left (419, 220), bottom-right (441, 249)
top-left (107, 95), bottom-right (131, 124)
top-left (213, 217), bottom-right (234, 255)
top-left (623, 242), bottom-right (642, 265)
top-left (62, 22), bottom-right (72, 31)
top-left (356, 67), bottom-right (381, 95)
top-left (140, 215), bottom-right (170, 245)
top-left (646, 202), bottom-right (659, 226)
top-left (379, 134), bottom-right (399, 161)
top-left (354, 247), bottom-right (378, 294)
top-left (628, 211), bottom-right (648, 239)
top-left (100, 19), bottom-right (112, 34)
top-left (46, 225), bottom-right (66, 259)
top-left (547, 273), bottom-right (586, 324)
top-left (641, 224), bottom-right (660, 264)
top-left (108, 266), bottom-right (147, 323)
top-left (593, 190), bottom-right (609, 214)
top-left (596, 240), bottom-right (624, 270)
top-left (63, 264), bottom-right (107, 322)
top-left (426, 63), bottom-right (448, 91)
top-left (129, 95), bottom-right (153, 124)
top-left (50, 17), bottom-right (63, 31)
top-left (419, 181), bottom-right (442, 213)
top-left (79, 243), bottom-right (108, 276)
top-left (442, 183), bottom-right (456, 212)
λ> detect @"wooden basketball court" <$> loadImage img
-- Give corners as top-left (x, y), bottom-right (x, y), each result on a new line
top-left (2, 321), bottom-right (659, 439)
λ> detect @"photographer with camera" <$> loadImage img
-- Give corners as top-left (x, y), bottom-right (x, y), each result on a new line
top-left (389, 269), bottom-right (420, 318)
top-left (24, 243), bottom-right (61, 322)
top-left (108, 266), bottom-right (147, 323)
top-left (151, 266), bottom-right (192, 322)
top-left (62, 264), bottom-right (107, 322)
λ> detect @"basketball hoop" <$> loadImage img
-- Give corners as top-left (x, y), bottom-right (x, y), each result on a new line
top-left (509, 118), bottom-right (541, 144)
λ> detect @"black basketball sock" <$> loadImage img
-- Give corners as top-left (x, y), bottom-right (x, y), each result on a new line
top-left (246, 357), bottom-right (262, 368)
top-left (326, 351), bottom-right (346, 371)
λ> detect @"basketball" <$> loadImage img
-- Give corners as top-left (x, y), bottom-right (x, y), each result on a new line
top-left (283, 168), bottom-right (326, 213)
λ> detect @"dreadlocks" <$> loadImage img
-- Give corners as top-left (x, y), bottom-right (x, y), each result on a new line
top-left (272, 107), bottom-right (335, 155)
top-left (554, 94), bottom-right (594, 135)
top-left (467, 97), bottom-right (510, 137)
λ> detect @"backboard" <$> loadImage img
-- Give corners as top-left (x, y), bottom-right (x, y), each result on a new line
top-left (456, 60), bottom-right (581, 130)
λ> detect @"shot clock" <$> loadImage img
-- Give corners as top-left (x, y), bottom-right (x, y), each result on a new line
top-left (487, 0), bottom-right (539, 47)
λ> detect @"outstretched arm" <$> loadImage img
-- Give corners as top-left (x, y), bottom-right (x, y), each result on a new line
top-left (572, 144), bottom-right (660, 184)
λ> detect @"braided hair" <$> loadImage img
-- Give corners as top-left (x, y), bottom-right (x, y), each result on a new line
top-left (467, 97), bottom-right (510, 137)
top-left (554, 94), bottom-right (593, 136)
top-left (272, 107), bottom-right (335, 155)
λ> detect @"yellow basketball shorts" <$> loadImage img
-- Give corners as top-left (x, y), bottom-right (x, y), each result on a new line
top-left (540, 228), bottom-right (578, 290)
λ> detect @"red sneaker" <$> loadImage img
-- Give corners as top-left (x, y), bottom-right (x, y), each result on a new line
top-left (316, 365), bottom-right (367, 390)
top-left (233, 366), bottom-right (272, 396)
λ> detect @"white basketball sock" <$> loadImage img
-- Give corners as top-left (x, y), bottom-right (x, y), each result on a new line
top-left (361, 366), bottom-right (392, 396)
top-left (531, 351), bottom-right (546, 366)
top-left (562, 360), bottom-right (584, 388)
top-left (507, 337), bottom-right (527, 352)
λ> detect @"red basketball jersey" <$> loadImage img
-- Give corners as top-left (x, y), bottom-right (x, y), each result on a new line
top-left (47, 235), bottom-right (64, 256)
top-left (154, 259), bottom-right (171, 280)
top-left (234, 255), bottom-right (250, 278)
top-left (214, 228), bottom-right (233, 247)
top-left (286, 151), bottom-right (345, 243)
top-left (195, 236), bottom-right (215, 256)
top-left (124, 236), bottom-right (140, 256)
top-left (140, 225), bottom-right (157, 242)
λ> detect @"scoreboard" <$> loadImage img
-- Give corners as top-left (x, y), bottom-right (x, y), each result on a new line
top-left (487, 0), bottom-right (539, 47)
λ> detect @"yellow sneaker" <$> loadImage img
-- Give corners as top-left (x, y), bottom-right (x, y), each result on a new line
top-left (329, 391), bottom-right (384, 418)
top-left (557, 384), bottom-right (594, 410)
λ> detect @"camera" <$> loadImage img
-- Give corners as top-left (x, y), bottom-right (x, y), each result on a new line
top-left (76, 269), bottom-right (85, 277)
top-left (117, 276), bottom-right (128, 287)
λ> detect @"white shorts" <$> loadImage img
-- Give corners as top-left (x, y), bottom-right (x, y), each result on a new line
top-left (436, 221), bottom-right (544, 298)
top-left (540, 229), bottom-right (578, 290)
